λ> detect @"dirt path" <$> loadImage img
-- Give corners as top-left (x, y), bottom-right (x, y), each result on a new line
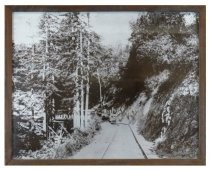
top-left (72, 122), bottom-right (145, 159)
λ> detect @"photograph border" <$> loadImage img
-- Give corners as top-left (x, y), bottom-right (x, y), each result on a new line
top-left (5, 5), bottom-right (206, 165)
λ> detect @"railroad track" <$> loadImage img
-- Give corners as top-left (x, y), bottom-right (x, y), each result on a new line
top-left (117, 122), bottom-right (148, 159)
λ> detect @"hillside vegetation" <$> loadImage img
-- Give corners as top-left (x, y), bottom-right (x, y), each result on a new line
top-left (112, 12), bottom-right (199, 158)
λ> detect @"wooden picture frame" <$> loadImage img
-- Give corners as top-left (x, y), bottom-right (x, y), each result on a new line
top-left (5, 5), bottom-right (206, 165)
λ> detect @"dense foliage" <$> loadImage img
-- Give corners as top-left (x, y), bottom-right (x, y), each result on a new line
top-left (114, 12), bottom-right (199, 158)
top-left (12, 12), bottom-right (122, 158)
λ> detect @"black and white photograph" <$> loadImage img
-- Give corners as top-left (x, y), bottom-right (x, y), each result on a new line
top-left (10, 8), bottom-right (201, 160)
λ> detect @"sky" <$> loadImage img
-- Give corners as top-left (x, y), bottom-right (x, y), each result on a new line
top-left (89, 12), bottom-right (139, 47)
top-left (12, 12), bottom-right (139, 47)
top-left (13, 12), bottom-right (42, 45)
top-left (12, 12), bottom-right (196, 47)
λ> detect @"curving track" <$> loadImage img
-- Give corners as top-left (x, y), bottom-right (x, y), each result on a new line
top-left (72, 122), bottom-right (147, 159)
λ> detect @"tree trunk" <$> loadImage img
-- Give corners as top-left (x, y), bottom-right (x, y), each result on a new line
top-left (85, 78), bottom-right (89, 126)
top-left (81, 78), bottom-right (85, 130)
top-left (73, 65), bottom-right (80, 128)
top-left (97, 69), bottom-right (102, 103)
top-left (43, 14), bottom-right (49, 137)
top-left (42, 17), bottom-right (49, 81)
top-left (80, 28), bottom-right (85, 130)
top-left (42, 63), bottom-right (46, 81)
top-left (85, 15), bottom-right (90, 126)
top-left (31, 45), bottom-right (35, 79)
top-left (45, 17), bottom-right (49, 54)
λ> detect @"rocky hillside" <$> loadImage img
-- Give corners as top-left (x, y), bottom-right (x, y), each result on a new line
top-left (140, 69), bottom-right (199, 158)
top-left (112, 12), bottom-right (199, 158)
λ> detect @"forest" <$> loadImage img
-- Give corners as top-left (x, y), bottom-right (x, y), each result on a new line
top-left (12, 12), bottom-right (199, 159)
